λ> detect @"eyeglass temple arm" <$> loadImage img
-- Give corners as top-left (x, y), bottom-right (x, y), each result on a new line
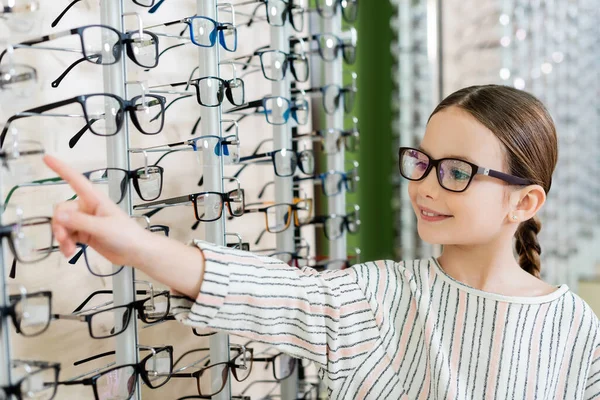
top-left (225, 99), bottom-right (263, 113)
top-left (133, 194), bottom-right (192, 210)
top-left (258, 181), bottom-right (274, 199)
top-left (0, 96), bottom-right (78, 147)
top-left (68, 118), bottom-right (99, 149)
top-left (254, 228), bottom-right (268, 246)
top-left (224, 113), bottom-right (248, 132)
top-left (151, 94), bottom-right (193, 123)
top-left (73, 350), bottom-right (117, 366)
top-left (51, 54), bottom-right (102, 88)
top-left (73, 289), bottom-right (149, 313)
top-left (50, 0), bottom-right (81, 27)
top-left (149, 0), bottom-right (166, 13)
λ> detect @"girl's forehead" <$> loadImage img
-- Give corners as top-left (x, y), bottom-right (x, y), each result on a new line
top-left (422, 107), bottom-right (506, 169)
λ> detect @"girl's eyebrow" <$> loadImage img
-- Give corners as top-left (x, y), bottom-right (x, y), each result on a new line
top-left (418, 145), bottom-right (477, 164)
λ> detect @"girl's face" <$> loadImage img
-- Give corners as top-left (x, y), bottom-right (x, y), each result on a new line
top-left (408, 106), bottom-right (513, 245)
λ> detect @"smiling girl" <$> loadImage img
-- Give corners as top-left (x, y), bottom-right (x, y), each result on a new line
top-left (47, 84), bottom-right (600, 399)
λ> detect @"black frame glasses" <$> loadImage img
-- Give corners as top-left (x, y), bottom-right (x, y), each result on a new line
top-left (170, 359), bottom-right (249, 397)
top-left (52, 291), bottom-right (171, 339)
top-left (302, 207), bottom-right (360, 240)
top-left (398, 147), bottom-right (533, 193)
top-left (71, 345), bottom-right (174, 390)
top-left (237, 148), bottom-right (314, 177)
top-left (240, 46), bottom-right (309, 82)
top-left (0, 93), bottom-right (166, 149)
top-left (1, 25), bottom-right (160, 87)
top-left (167, 76), bottom-right (246, 107)
top-left (57, 346), bottom-right (173, 400)
top-left (133, 189), bottom-right (245, 222)
top-left (81, 166), bottom-right (165, 203)
top-left (0, 290), bottom-right (52, 337)
top-left (1, 360), bottom-right (60, 400)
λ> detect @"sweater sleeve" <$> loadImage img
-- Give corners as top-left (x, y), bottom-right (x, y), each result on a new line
top-left (170, 239), bottom-right (386, 379)
top-left (585, 336), bottom-right (600, 400)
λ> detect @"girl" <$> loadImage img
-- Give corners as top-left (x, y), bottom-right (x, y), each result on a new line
top-left (47, 85), bottom-right (600, 399)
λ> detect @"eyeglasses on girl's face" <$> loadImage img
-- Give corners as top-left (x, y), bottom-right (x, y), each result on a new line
top-left (398, 147), bottom-right (533, 193)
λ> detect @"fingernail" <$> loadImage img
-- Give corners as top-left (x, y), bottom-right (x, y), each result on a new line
top-left (57, 212), bottom-right (69, 222)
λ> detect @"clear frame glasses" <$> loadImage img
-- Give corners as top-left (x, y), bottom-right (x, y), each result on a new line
top-left (0, 360), bottom-right (60, 400)
top-left (0, 63), bottom-right (37, 97)
top-left (398, 147), bottom-right (533, 193)
top-left (226, 95), bottom-right (309, 126)
top-left (315, 0), bottom-right (358, 23)
top-left (0, 93), bottom-right (166, 149)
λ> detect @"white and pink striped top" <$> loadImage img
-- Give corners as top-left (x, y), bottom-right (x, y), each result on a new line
top-left (172, 240), bottom-right (600, 399)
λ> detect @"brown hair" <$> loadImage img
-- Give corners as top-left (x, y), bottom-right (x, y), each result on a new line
top-left (429, 85), bottom-right (558, 278)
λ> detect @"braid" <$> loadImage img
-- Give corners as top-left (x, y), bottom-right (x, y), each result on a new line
top-left (514, 216), bottom-right (542, 278)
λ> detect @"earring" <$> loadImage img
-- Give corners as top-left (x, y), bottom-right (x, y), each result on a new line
top-left (512, 215), bottom-right (518, 221)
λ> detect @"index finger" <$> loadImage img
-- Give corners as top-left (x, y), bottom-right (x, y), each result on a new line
top-left (43, 155), bottom-right (109, 211)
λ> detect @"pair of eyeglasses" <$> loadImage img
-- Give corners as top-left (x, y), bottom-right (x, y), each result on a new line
top-left (398, 147), bottom-right (533, 193)
top-left (173, 345), bottom-right (252, 381)
top-left (52, 0), bottom-right (165, 28)
top-left (231, 46), bottom-right (309, 82)
top-left (292, 33), bottom-right (356, 64)
top-left (151, 76), bottom-right (245, 107)
top-left (4, 166), bottom-right (164, 207)
top-left (302, 207), bottom-right (360, 240)
top-left (0, 93), bottom-right (166, 149)
top-left (240, 341), bottom-right (297, 381)
top-left (242, 199), bottom-right (312, 234)
top-left (226, 95), bottom-right (309, 125)
top-left (147, 15), bottom-right (237, 53)
top-left (2, 25), bottom-right (160, 88)
top-left (132, 134), bottom-right (241, 167)
top-left (293, 167), bottom-right (359, 197)
top-left (133, 189), bottom-right (245, 222)
top-left (315, 0), bottom-right (358, 23)
top-left (237, 148), bottom-right (314, 177)
top-left (52, 291), bottom-right (171, 339)
top-left (72, 345), bottom-right (174, 390)
top-left (294, 127), bottom-right (360, 154)
top-left (57, 346), bottom-right (173, 399)
top-left (292, 83), bottom-right (355, 114)
top-left (0, 359), bottom-right (60, 400)
top-left (0, 63), bottom-right (37, 96)
top-left (238, 0), bottom-right (305, 32)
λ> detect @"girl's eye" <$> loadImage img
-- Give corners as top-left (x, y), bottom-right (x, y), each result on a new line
top-left (450, 168), bottom-right (470, 181)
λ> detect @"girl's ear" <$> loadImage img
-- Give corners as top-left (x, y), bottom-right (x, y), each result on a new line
top-left (510, 184), bottom-right (545, 221)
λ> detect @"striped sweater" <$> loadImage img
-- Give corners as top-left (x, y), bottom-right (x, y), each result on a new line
top-left (172, 239), bottom-right (600, 399)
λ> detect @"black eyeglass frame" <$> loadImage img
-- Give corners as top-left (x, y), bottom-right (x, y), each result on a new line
top-left (0, 291), bottom-right (52, 337)
top-left (398, 147), bottom-right (533, 193)
top-left (0, 93), bottom-right (167, 148)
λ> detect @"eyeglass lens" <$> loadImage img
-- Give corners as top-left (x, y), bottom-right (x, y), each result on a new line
top-left (265, 204), bottom-right (292, 233)
top-left (81, 26), bottom-right (122, 65)
top-left (17, 365), bottom-right (57, 400)
top-left (9, 217), bottom-right (52, 263)
top-left (273, 149), bottom-right (297, 176)
top-left (83, 95), bottom-right (124, 136)
top-left (259, 51), bottom-right (288, 81)
top-left (96, 365), bottom-right (137, 400)
top-left (131, 95), bottom-right (164, 134)
top-left (400, 148), bottom-right (474, 192)
top-left (197, 363), bottom-right (228, 396)
top-left (13, 292), bottom-right (51, 336)
top-left (144, 348), bottom-right (172, 388)
top-left (273, 353), bottom-right (295, 380)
